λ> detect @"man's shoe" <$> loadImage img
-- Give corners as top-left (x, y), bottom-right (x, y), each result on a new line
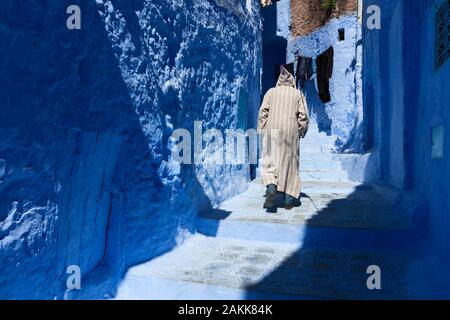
top-left (264, 184), bottom-right (277, 197)
top-left (284, 194), bottom-right (301, 210)
top-left (264, 192), bottom-right (276, 209)
top-left (263, 184), bottom-right (277, 209)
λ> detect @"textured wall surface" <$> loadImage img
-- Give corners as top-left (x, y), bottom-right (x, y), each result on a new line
top-left (287, 15), bottom-right (366, 154)
top-left (363, 0), bottom-right (411, 188)
top-left (0, 0), bottom-right (262, 299)
top-left (363, 0), bottom-right (450, 264)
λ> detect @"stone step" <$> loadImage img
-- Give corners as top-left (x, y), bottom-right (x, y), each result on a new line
top-left (300, 144), bottom-right (334, 153)
top-left (301, 142), bottom-right (335, 149)
top-left (299, 152), bottom-right (335, 161)
top-left (115, 235), bottom-right (414, 300)
top-left (302, 133), bottom-right (335, 140)
top-left (196, 217), bottom-right (416, 250)
top-left (240, 179), bottom-right (374, 198)
top-left (301, 180), bottom-right (363, 194)
top-left (303, 133), bottom-right (334, 140)
top-left (197, 180), bottom-right (413, 239)
top-left (300, 160), bottom-right (342, 171)
top-left (301, 169), bottom-right (348, 181)
top-left (302, 135), bottom-right (336, 143)
top-left (114, 273), bottom-right (306, 300)
top-left (253, 175), bottom-right (367, 196)
top-left (256, 167), bottom-right (346, 179)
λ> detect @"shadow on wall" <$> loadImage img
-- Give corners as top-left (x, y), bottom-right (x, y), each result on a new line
top-left (69, 165), bottom-right (211, 300)
top-left (261, 3), bottom-right (288, 96)
top-left (302, 80), bottom-right (332, 134)
top-left (63, 0), bottom-right (261, 299)
top-left (0, 0), bottom-right (211, 299)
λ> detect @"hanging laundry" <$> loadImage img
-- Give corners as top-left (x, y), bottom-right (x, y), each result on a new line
top-left (316, 46), bottom-right (334, 103)
top-left (295, 56), bottom-right (313, 89)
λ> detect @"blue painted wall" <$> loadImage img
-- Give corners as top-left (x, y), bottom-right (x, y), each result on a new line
top-left (0, 0), bottom-right (262, 299)
top-left (363, 0), bottom-right (450, 264)
top-left (409, 0), bottom-right (450, 264)
top-left (362, 0), bottom-right (403, 188)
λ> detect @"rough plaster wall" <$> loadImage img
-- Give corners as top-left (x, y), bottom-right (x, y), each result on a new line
top-left (288, 16), bottom-right (365, 152)
top-left (0, 0), bottom-right (262, 299)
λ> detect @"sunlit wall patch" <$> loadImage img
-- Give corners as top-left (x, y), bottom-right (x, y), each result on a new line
top-left (431, 125), bottom-right (444, 160)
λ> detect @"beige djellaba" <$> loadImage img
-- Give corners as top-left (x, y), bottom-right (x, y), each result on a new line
top-left (257, 67), bottom-right (310, 198)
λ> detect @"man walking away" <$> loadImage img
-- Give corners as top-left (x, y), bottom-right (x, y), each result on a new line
top-left (258, 66), bottom-right (309, 210)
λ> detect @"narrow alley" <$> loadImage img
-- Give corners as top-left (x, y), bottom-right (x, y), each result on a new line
top-left (1, 0), bottom-right (450, 302)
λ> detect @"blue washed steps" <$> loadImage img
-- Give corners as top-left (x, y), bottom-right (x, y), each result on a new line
top-left (116, 125), bottom-right (422, 300)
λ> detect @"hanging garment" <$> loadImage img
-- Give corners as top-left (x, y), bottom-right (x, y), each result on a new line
top-left (316, 46), bottom-right (334, 103)
top-left (296, 56), bottom-right (313, 89)
top-left (258, 67), bottom-right (310, 198)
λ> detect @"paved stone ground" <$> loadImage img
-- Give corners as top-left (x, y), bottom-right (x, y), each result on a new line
top-left (115, 125), bottom-right (446, 300)
top-left (199, 180), bottom-right (412, 230)
top-left (116, 235), bottom-right (412, 299)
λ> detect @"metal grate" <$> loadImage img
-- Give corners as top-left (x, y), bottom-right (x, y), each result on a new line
top-left (436, 1), bottom-right (450, 69)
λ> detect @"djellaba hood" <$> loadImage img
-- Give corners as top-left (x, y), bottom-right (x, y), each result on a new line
top-left (276, 66), bottom-right (296, 88)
